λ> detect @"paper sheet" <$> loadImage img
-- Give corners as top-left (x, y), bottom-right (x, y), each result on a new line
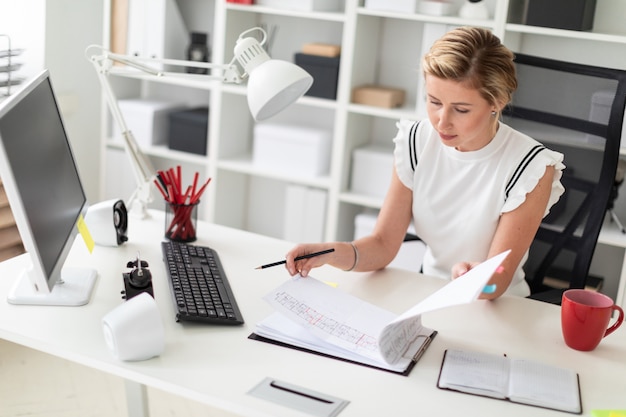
top-left (263, 250), bottom-right (510, 365)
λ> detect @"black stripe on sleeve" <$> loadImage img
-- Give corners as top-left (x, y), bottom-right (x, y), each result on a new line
top-left (409, 121), bottom-right (420, 172)
top-left (505, 145), bottom-right (546, 200)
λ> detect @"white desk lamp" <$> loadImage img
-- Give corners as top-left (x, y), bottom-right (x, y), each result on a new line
top-left (87, 27), bottom-right (313, 218)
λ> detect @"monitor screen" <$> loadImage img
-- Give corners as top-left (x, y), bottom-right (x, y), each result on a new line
top-left (0, 70), bottom-right (96, 306)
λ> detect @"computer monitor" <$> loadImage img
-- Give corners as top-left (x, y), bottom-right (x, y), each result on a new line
top-left (0, 69), bottom-right (97, 306)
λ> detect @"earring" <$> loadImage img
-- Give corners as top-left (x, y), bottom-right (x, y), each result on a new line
top-left (491, 110), bottom-right (497, 117)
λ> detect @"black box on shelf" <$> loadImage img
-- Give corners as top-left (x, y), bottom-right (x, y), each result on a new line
top-left (168, 108), bottom-right (209, 155)
top-left (294, 53), bottom-right (340, 100)
top-left (522, 0), bottom-right (597, 31)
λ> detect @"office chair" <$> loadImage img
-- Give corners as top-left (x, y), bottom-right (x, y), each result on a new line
top-left (502, 53), bottom-right (626, 305)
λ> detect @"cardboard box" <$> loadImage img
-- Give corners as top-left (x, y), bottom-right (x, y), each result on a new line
top-left (254, 0), bottom-right (340, 12)
top-left (115, 99), bottom-right (184, 147)
top-left (352, 85), bottom-right (406, 108)
top-left (302, 43), bottom-right (341, 58)
top-left (364, 0), bottom-right (418, 13)
top-left (295, 53), bottom-right (340, 99)
top-left (168, 107), bottom-right (209, 155)
top-left (350, 144), bottom-right (394, 199)
top-left (253, 123), bottom-right (332, 178)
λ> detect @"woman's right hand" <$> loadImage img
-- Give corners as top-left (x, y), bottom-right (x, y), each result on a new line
top-left (284, 243), bottom-right (334, 277)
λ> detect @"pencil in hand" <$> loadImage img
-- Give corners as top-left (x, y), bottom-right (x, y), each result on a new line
top-left (255, 248), bottom-right (335, 270)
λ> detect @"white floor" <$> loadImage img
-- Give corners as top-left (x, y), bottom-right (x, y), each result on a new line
top-left (0, 339), bottom-right (234, 417)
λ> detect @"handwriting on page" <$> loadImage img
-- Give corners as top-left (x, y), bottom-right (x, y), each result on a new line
top-left (264, 276), bottom-right (396, 363)
top-left (262, 251), bottom-right (510, 366)
top-left (272, 290), bottom-right (378, 353)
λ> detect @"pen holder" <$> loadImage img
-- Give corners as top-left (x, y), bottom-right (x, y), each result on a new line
top-left (165, 201), bottom-right (199, 242)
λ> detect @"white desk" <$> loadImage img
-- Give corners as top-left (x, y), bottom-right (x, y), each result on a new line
top-left (1, 210), bottom-right (625, 417)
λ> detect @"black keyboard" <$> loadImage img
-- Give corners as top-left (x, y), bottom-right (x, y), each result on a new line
top-left (161, 240), bottom-right (244, 325)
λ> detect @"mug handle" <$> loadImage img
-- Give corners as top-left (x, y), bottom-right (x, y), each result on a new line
top-left (605, 305), bottom-right (625, 337)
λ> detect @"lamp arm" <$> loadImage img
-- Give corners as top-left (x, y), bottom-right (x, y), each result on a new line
top-left (87, 44), bottom-right (249, 218)
top-left (104, 51), bottom-right (244, 83)
top-left (88, 49), bottom-right (159, 217)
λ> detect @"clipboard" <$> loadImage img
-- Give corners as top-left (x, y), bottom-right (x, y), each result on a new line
top-left (248, 330), bottom-right (437, 376)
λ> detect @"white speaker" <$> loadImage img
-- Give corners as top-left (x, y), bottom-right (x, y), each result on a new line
top-left (102, 293), bottom-right (165, 361)
top-left (86, 199), bottom-right (128, 246)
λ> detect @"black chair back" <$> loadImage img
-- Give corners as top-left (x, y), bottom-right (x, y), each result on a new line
top-left (503, 54), bottom-right (626, 304)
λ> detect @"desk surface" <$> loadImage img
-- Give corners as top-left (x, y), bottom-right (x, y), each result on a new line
top-left (0, 211), bottom-right (624, 417)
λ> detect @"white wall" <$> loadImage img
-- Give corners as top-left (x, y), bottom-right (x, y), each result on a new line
top-left (44, 1), bottom-right (104, 202)
top-left (1, 0), bottom-right (104, 202)
top-left (0, 1), bottom-right (45, 81)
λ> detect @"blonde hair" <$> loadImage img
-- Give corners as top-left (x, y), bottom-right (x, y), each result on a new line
top-left (422, 27), bottom-right (517, 110)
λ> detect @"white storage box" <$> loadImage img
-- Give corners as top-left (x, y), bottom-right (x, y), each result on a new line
top-left (418, 1), bottom-right (457, 16)
top-left (253, 123), bottom-right (332, 178)
top-left (364, 0), bottom-right (418, 13)
top-left (254, 0), bottom-right (340, 12)
top-left (354, 211), bottom-right (425, 273)
top-left (283, 184), bottom-right (327, 242)
top-left (587, 90), bottom-right (616, 146)
top-left (115, 99), bottom-right (184, 147)
top-left (350, 144), bottom-right (394, 199)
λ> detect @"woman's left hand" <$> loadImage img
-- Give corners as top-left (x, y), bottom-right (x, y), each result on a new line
top-left (451, 261), bottom-right (480, 279)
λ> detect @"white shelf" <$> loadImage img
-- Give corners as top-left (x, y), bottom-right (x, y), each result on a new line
top-left (225, 3), bottom-right (348, 22)
top-left (99, 0), bottom-right (626, 295)
top-left (357, 7), bottom-right (496, 29)
top-left (506, 23), bottom-right (626, 45)
top-left (217, 154), bottom-right (332, 189)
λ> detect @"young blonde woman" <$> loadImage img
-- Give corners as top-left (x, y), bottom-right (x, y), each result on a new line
top-left (285, 27), bottom-right (565, 299)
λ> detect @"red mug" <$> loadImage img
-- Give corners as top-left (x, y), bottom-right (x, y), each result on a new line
top-left (561, 289), bottom-right (624, 351)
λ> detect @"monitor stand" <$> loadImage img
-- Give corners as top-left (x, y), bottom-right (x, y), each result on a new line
top-left (7, 267), bottom-right (97, 306)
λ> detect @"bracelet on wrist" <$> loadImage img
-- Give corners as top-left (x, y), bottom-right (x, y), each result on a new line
top-left (344, 241), bottom-right (359, 272)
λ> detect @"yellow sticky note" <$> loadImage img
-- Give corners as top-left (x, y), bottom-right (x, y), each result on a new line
top-left (323, 281), bottom-right (339, 288)
top-left (77, 214), bottom-right (95, 254)
top-left (591, 411), bottom-right (626, 417)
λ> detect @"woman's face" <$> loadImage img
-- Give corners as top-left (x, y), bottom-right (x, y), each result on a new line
top-left (425, 75), bottom-right (498, 152)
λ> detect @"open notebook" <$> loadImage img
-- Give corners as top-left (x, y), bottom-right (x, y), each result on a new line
top-left (250, 250), bottom-right (510, 375)
top-left (437, 349), bottom-right (582, 414)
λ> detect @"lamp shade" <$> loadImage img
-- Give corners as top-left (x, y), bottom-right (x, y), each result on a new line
top-left (233, 34), bottom-right (313, 121)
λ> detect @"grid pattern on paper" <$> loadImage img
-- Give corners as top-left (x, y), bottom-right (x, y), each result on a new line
top-left (273, 291), bottom-right (378, 352)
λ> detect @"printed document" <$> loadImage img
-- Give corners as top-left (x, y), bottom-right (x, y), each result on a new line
top-left (254, 250), bottom-right (510, 372)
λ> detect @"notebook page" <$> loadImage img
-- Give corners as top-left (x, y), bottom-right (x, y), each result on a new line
top-left (438, 349), bottom-right (510, 399)
top-left (508, 359), bottom-right (581, 413)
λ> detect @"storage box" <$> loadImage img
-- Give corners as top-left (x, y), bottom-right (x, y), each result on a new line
top-left (522, 0), bottom-right (597, 31)
top-left (115, 99), bottom-right (184, 147)
top-left (254, 0), bottom-right (340, 12)
top-left (283, 184), bottom-right (327, 242)
top-left (586, 90), bottom-right (615, 146)
top-left (352, 85), bottom-right (406, 108)
top-left (253, 123), bottom-right (332, 178)
top-left (295, 53), bottom-right (340, 100)
top-left (364, 0), bottom-right (418, 13)
top-left (168, 107), bottom-right (209, 155)
top-left (302, 43), bottom-right (341, 58)
top-left (418, 1), bottom-right (456, 16)
top-left (354, 211), bottom-right (424, 272)
top-left (350, 144), bottom-right (394, 199)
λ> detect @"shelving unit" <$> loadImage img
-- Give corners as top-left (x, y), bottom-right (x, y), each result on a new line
top-left (98, 0), bottom-right (626, 306)
top-left (0, 34), bottom-right (24, 100)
